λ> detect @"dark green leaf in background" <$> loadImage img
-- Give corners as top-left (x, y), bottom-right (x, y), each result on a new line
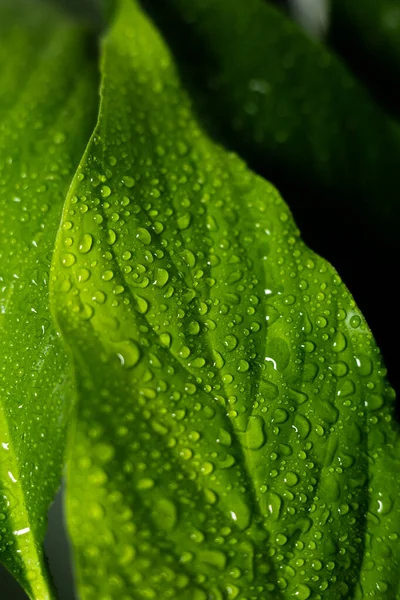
top-left (330, 0), bottom-right (400, 119)
top-left (0, 1), bottom-right (98, 597)
top-left (51, 1), bottom-right (400, 598)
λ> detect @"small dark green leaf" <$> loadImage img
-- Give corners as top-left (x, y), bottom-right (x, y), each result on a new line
top-left (51, 0), bottom-right (400, 598)
top-left (0, 1), bottom-right (98, 597)
top-left (330, 0), bottom-right (400, 118)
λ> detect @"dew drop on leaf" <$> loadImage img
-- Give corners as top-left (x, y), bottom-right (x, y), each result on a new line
top-left (115, 340), bottom-right (140, 368)
top-left (78, 233), bottom-right (93, 254)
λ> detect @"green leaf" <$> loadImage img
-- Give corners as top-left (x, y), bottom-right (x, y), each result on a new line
top-left (0, 1), bottom-right (98, 597)
top-left (51, 0), bottom-right (400, 598)
top-left (144, 0), bottom-right (400, 411)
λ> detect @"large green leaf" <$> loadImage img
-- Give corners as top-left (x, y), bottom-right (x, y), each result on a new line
top-left (143, 0), bottom-right (400, 412)
top-left (0, 2), bottom-right (98, 597)
top-left (51, 0), bottom-right (400, 598)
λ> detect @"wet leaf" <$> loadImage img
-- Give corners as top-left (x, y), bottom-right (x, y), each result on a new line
top-left (51, 0), bottom-right (400, 598)
top-left (144, 0), bottom-right (400, 424)
top-left (0, 1), bottom-right (98, 597)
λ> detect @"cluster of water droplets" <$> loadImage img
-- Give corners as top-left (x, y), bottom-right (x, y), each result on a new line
top-left (51, 2), bottom-right (400, 599)
top-left (0, 5), bottom-right (99, 597)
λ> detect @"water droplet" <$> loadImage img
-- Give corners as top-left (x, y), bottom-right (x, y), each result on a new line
top-left (136, 227), bottom-right (151, 244)
top-left (115, 340), bottom-right (140, 368)
top-left (242, 416), bottom-right (265, 450)
top-left (355, 354), bottom-right (373, 376)
top-left (224, 335), bottom-right (238, 351)
top-left (135, 295), bottom-right (149, 314)
top-left (365, 394), bottom-right (384, 410)
top-left (350, 314), bottom-right (361, 328)
top-left (332, 331), bottom-right (347, 353)
top-left (122, 175), bottom-right (135, 188)
top-left (92, 291), bottom-right (106, 304)
top-left (152, 498), bottom-right (177, 531)
top-left (329, 361), bottom-right (349, 377)
top-left (265, 305), bottom-right (279, 325)
top-left (198, 550), bottom-right (227, 570)
top-left (190, 529), bottom-right (205, 543)
top-left (213, 351), bottom-right (225, 369)
top-left (180, 447), bottom-right (193, 460)
top-left (136, 478), bottom-right (155, 490)
top-left (62, 253), bottom-right (76, 267)
top-left (237, 359), bottom-right (249, 372)
top-left (289, 388), bottom-right (308, 404)
top-left (177, 213), bottom-right (191, 230)
top-left (201, 462), bottom-right (214, 475)
top-left (102, 270), bottom-right (114, 281)
top-left (188, 321), bottom-right (200, 335)
top-left (94, 443), bottom-right (115, 463)
top-left (190, 357), bottom-right (206, 368)
top-left (276, 533), bottom-right (288, 546)
top-left (295, 584), bottom-right (311, 599)
top-left (274, 408), bottom-right (288, 423)
top-left (267, 337), bottom-right (290, 370)
top-left (293, 414), bottom-right (311, 439)
top-left (337, 379), bottom-right (355, 398)
top-left (101, 185), bottom-right (111, 198)
top-left (78, 233), bottom-right (93, 254)
top-left (53, 131), bottom-right (66, 144)
top-left (153, 221), bottom-right (164, 234)
top-left (160, 333), bottom-right (171, 348)
top-left (262, 379), bottom-right (279, 400)
top-left (77, 268), bottom-right (90, 282)
top-left (155, 268), bottom-right (169, 287)
top-left (284, 472), bottom-right (299, 487)
top-left (107, 229), bottom-right (117, 245)
top-left (267, 492), bottom-right (282, 521)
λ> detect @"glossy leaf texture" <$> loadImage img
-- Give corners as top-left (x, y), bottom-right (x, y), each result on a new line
top-left (51, 0), bottom-right (400, 598)
top-left (143, 0), bottom-right (400, 414)
top-left (0, 2), bottom-right (98, 598)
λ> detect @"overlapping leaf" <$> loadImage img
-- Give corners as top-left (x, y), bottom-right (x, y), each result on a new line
top-left (0, 2), bottom-right (98, 597)
top-left (51, 0), bottom-right (400, 598)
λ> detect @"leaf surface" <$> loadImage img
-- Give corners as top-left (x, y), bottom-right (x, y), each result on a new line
top-left (144, 0), bottom-right (400, 415)
top-left (51, 1), bottom-right (400, 598)
top-left (0, 2), bottom-right (98, 597)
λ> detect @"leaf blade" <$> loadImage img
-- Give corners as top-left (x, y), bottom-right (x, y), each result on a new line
top-left (0, 2), bottom-right (98, 597)
top-left (143, 0), bottom-right (400, 398)
top-left (51, 1), bottom-right (400, 598)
